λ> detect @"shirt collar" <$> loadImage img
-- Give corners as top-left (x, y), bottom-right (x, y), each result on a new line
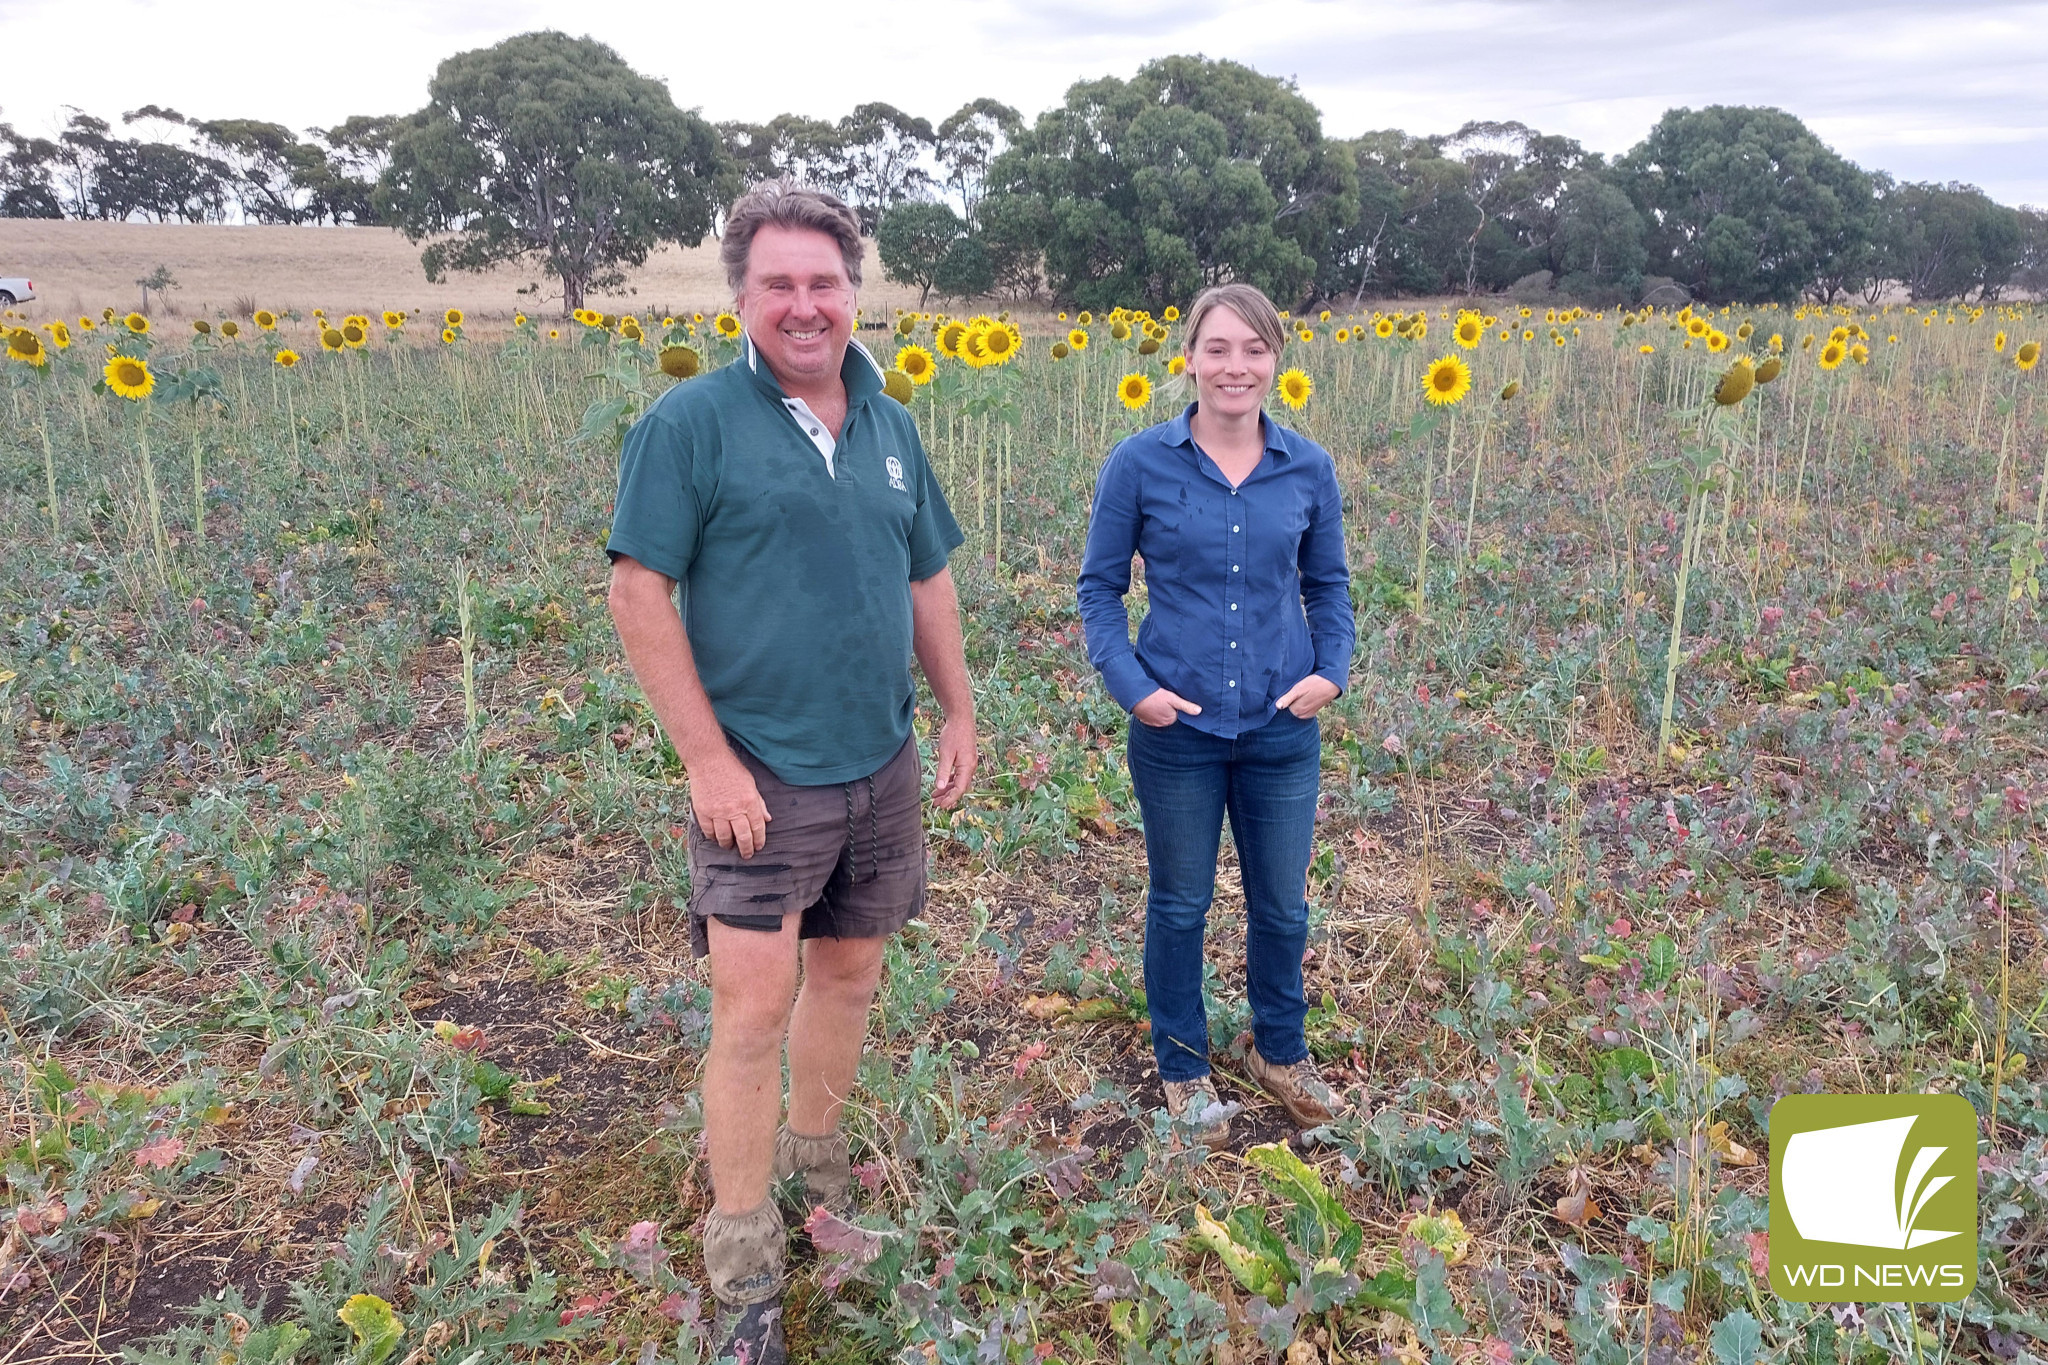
top-left (742, 329), bottom-right (887, 405)
top-left (1165, 402), bottom-right (1291, 457)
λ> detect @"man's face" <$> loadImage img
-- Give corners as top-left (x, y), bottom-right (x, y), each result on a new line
top-left (735, 223), bottom-right (857, 391)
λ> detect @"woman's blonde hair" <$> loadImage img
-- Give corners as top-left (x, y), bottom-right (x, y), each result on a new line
top-left (1181, 283), bottom-right (1288, 357)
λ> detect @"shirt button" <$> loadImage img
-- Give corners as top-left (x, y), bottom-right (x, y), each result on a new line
top-left (1230, 604), bottom-right (1238, 612)
top-left (1229, 641), bottom-right (1237, 648)
top-left (1232, 525), bottom-right (1240, 533)
top-left (1233, 565), bottom-right (1240, 572)
top-left (1228, 680), bottom-right (1236, 687)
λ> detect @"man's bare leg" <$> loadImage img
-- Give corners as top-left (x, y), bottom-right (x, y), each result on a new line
top-left (786, 934), bottom-right (888, 1136)
top-left (703, 915), bottom-right (803, 1213)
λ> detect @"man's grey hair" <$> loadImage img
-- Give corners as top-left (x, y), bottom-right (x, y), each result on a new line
top-left (720, 179), bottom-right (864, 294)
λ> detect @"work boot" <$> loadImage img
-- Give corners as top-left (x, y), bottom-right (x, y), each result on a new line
top-left (1161, 1074), bottom-right (1233, 1150)
top-left (1244, 1041), bottom-right (1346, 1129)
top-left (704, 1200), bottom-right (787, 1365)
top-left (772, 1125), bottom-right (853, 1217)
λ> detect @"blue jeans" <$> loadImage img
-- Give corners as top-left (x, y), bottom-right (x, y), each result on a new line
top-left (1126, 710), bottom-right (1322, 1082)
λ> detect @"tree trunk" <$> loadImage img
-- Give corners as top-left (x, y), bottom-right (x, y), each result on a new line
top-left (562, 272), bottom-right (585, 318)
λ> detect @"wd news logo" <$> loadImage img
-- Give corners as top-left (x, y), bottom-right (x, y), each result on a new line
top-left (1769, 1094), bottom-right (1978, 1302)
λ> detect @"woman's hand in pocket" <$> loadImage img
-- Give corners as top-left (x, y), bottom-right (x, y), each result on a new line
top-left (1275, 675), bottom-right (1341, 719)
top-left (1133, 688), bottom-right (1203, 728)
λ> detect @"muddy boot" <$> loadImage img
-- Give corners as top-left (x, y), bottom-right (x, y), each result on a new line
top-left (772, 1125), bottom-right (852, 1218)
top-left (704, 1200), bottom-right (786, 1365)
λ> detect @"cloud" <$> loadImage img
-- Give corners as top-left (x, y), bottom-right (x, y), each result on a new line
top-left (2, 0), bottom-right (2041, 204)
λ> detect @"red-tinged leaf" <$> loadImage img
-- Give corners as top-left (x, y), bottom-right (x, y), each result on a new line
top-left (133, 1135), bottom-right (185, 1171)
top-left (1012, 1041), bottom-right (1047, 1079)
top-left (802, 1207), bottom-right (884, 1292)
top-left (852, 1160), bottom-right (886, 1195)
top-left (616, 1220), bottom-right (664, 1284)
top-left (658, 1289), bottom-right (701, 1325)
top-left (451, 1025), bottom-right (486, 1053)
top-left (1745, 1230), bottom-right (1770, 1279)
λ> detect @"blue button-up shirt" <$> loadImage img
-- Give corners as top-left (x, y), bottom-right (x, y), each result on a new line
top-left (1077, 404), bottom-right (1355, 739)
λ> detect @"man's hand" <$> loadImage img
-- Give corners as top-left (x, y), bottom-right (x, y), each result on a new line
top-left (689, 751), bottom-right (772, 857)
top-left (931, 715), bottom-right (978, 808)
top-left (1133, 688), bottom-right (1203, 728)
top-left (1274, 674), bottom-right (1342, 719)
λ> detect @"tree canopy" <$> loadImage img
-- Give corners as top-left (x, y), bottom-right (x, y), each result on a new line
top-left (375, 31), bottom-right (733, 315)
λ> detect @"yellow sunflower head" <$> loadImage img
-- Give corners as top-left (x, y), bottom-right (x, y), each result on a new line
top-left (1736, 322), bottom-right (1753, 340)
top-left (1167, 355), bottom-right (1186, 376)
top-left (1499, 380), bottom-right (1520, 402)
top-left (1850, 343), bottom-right (1870, 365)
top-left (1994, 331), bottom-right (2008, 353)
top-left (1110, 319), bottom-right (1131, 341)
top-left (1454, 316), bottom-right (1483, 349)
top-left (1755, 356), bottom-right (1783, 385)
top-left (1078, 311), bottom-right (1094, 326)
top-left (1423, 354), bottom-right (1472, 406)
top-left (274, 348), bottom-right (300, 368)
top-left (1639, 343), bottom-right (1655, 355)
top-left (7, 328), bottom-right (49, 367)
top-left (1067, 327), bottom-right (1088, 352)
top-left (1819, 340), bottom-right (1846, 370)
top-left (1117, 372), bottom-right (1152, 410)
top-left (383, 310), bottom-right (406, 328)
top-left (1163, 305), bottom-right (1180, 322)
top-left (882, 368), bottom-right (914, 406)
top-left (1411, 319), bottom-right (1428, 341)
top-left (1705, 330), bottom-right (1729, 353)
top-left (254, 309), bottom-right (277, 331)
top-left (1374, 317), bottom-right (1396, 339)
top-left (1050, 342), bottom-right (1070, 360)
top-left (715, 312), bottom-right (741, 338)
top-left (1522, 328), bottom-right (1535, 342)
top-left (1276, 368), bottom-right (1313, 410)
top-left (659, 344), bottom-right (702, 380)
top-left (1714, 361), bottom-right (1755, 406)
top-left (192, 319), bottom-right (212, 336)
top-left (2017, 341), bottom-right (2040, 371)
top-left (219, 320), bottom-right (238, 339)
top-left (340, 321), bottom-right (368, 348)
top-left (46, 320), bottom-right (72, 348)
top-left (983, 323), bottom-right (1021, 364)
top-left (317, 327), bottom-right (343, 352)
top-left (103, 354), bottom-right (153, 399)
top-left (442, 327), bottom-right (458, 345)
top-left (895, 344), bottom-right (935, 384)
top-left (444, 308), bottom-right (464, 328)
top-left (124, 312), bottom-right (150, 335)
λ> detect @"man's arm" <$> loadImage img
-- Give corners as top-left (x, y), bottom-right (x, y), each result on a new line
top-left (608, 554), bottom-right (772, 856)
top-left (909, 566), bottom-right (978, 809)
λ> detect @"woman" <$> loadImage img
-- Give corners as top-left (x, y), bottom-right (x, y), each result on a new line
top-left (1077, 283), bottom-right (1355, 1147)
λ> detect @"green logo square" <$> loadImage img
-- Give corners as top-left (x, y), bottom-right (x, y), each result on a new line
top-left (1769, 1093), bottom-right (1978, 1302)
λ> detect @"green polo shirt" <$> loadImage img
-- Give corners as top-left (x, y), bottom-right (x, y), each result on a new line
top-left (606, 335), bottom-right (963, 786)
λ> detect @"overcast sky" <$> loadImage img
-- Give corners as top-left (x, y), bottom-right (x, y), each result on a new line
top-left (4, 0), bottom-right (2043, 205)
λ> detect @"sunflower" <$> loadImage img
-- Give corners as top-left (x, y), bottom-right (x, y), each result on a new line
top-left (443, 308), bottom-right (464, 328)
top-left (897, 315), bottom-right (917, 337)
top-left (383, 310), bottom-right (406, 329)
top-left (1639, 344), bottom-right (1655, 355)
top-left (343, 314), bottom-right (370, 332)
top-left (2017, 341), bottom-right (2040, 371)
top-left (1117, 372), bottom-right (1152, 410)
top-left (1686, 317), bottom-right (1709, 339)
top-left (517, 314), bottom-right (531, 327)
top-left (1801, 334), bottom-right (1814, 351)
top-left (78, 316), bottom-right (97, 332)
top-left (1110, 319), bottom-right (1131, 341)
top-left (1374, 317), bottom-right (1396, 339)
top-left (219, 320), bottom-right (239, 339)
top-left (1454, 316), bottom-right (1484, 349)
top-left (1522, 329), bottom-right (1535, 342)
top-left (442, 327), bottom-right (458, 345)
top-left (1705, 330), bottom-right (1730, 353)
top-left (714, 312), bottom-right (741, 339)
top-left (192, 319), bottom-right (212, 336)
top-left (1818, 340), bottom-right (1846, 370)
top-left (340, 321), bottom-right (368, 348)
top-left (1423, 354), bottom-right (1472, 406)
top-left (320, 327), bottom-right (345, 352)
top-left (1163, 305), bottom-right (1180, 322)
top-left (1167, 355), bottom-right (1186, 376)
top-left (982, 322), bottom-right (1022, 364)
top-left (104, 354), bottom-right (152, 399)
top-left (1755, 356), bottom-right (1783, 384)
top-left (7, 328), bottom-right (48, 367)
top-left (658, 344), bottom-right (702, 380)
top-left (1333, 328), bottom-right (1350, 343)
top-left (1736, 322), bottom-right (1753, 340)
top-left (1828, 325), bottom-right (1850, 344)
top-left (125, 312), bottom-right (150, 335)
top-left (548, 329), bottom-right (559, 339)
top-left (1552, 334), bottom-right (1566, 348)
top-left (1050, 342), bottom-right (1070, 360)
top-left (937, 320), bottom-right (969, 359)
top-left (45, 320), bottom-right (72, 349)
top-left (1066, 327), bottom-right (1089, 353)
top-left (274, 348), bottom-right (300, 368)
top-left (895, 344), bottom-right (935, 384)
top-left (620, 317), bottom-right (644, 342)
top-left (1713, 360), bottom-right (1755, 406)
top-left (1850, 344), bottom-right (1870, 366)
top-left (254, 309), bottom-right (277, 331)
top-left (1994, 331), bottom-right (2008, 353)
top-left (1410, 318), bottom-right (1427, 341)
top-left (1276, 368), bottom-right (1313, 410)
top-left (1499, 380), bottom-right (1520, 401)
top-left (1318, 309), bottom-right (1332, 323)
top-left (882, 369), bottom-right (914, 405)
top-left (1078, 311), bottom-right (1094, 326)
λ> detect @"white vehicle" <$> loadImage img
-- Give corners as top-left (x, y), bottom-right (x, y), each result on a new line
top-left (0, 276), bottom-right (36, 306)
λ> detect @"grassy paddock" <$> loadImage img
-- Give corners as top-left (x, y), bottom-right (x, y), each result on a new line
top-left (2, 301), bottom-right (2046, 1364)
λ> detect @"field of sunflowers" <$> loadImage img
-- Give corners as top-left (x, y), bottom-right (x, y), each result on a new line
top-left (2, 292), bottom-right (2047, 1365)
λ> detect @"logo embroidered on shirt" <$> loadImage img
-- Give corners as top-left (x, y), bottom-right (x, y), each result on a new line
top-left (885, 456), bottom-right (907, 491)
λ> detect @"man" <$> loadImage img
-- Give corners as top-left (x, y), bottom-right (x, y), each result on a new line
top-left (606, 179), bottom-right (976, 1365)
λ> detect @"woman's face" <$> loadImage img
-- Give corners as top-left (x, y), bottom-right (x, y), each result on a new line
top-left (1186, 305), bottom-right (1276, 422)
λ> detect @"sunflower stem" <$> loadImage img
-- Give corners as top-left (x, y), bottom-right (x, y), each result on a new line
top-left (1657, 466), bottom-right (1711, 770)
top-left (39, 421), bottom-right (60, 545)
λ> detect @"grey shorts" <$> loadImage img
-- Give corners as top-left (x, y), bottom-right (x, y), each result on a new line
top-left (685, 735), bottom-right (927, 958)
